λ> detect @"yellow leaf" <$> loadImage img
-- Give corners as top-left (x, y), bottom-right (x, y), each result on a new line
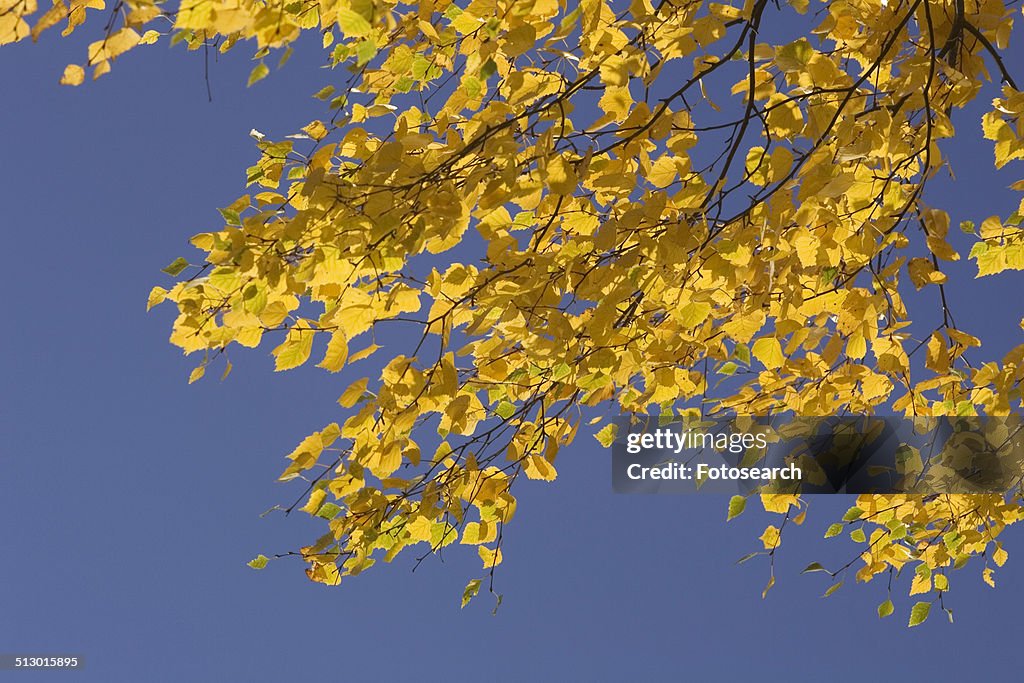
top-left (983, 567), bottom-right (996, 588)
top-left (60, 64), bottom-right (85, 86)
top-left (460, 521), bottom-right (496, 545)
top-left (926, 332), bottom-right (949, 372)
top-left (678, 301), bottom-right (711, 328)
top-left (318, 331), bottom-right (348, 372)
top-left (908, 257), bottom-right (947, 289)
top-left (348, 343), bottom-right (380, 363)
top-left (300, 488), bottom-right (326, 515)
top-left (523, 455), bottom-right (557, 480)
top-left (86, 28), bottom-right (139, 63)
top-left (910, 569), bottom-right (931, 595)
top-left (502, 23), bottom-right (536, 56)
top-left (926, 235), bottom-right (959, 262)
top-left (272, 326), bottom-right (315, 371)
top-left (91, 59), bottom-right (110, 80)
top-left (31, 1), bottom-right (66, 41)
top-left (306, 561), bottom-right (341, 586)
top-left (547, 156), bottom-right (577, 195)
top-left (648, 155), bottom-right (679, 188)
top-left (759, 525), bottom-right (781, 550)
top-left (366, 441), bottom-right (402, 478)
top-left (745, 147), bottom-right (768, 186)
top-left (418, 20), bottom-right (440, 41)
top-left (752, 337), bottom-right (784, 369)
top-left (405, 516), bottom-right (432, 542)
top-left (791, 230), bottom-right (818, 267)
top-left (338, 378), bottom-right (369, 408)
top-left (303, 120), bottom-right (329, 141)
top-left (599, 86), bottom-right (632, 121)
top-left (478, 545), bottom-right (503, 568)
top-left (247, 62), bottom-right (269, 87)
top-left (146, 286), bottom-right (167, 310)
top-left (761, 494), bottom-right (799, 514)
top-left (846, 333), bottom-right (867, 360)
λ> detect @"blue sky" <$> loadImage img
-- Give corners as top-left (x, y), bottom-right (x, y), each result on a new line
top-left (2, 16), bottom-right (1023, 682)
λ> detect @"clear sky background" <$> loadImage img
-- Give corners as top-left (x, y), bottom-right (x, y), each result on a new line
top-left (2, 15), bottom-right (1023, 682)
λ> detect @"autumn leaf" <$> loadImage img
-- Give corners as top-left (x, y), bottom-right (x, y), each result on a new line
top-left (13, 0), bottom-right (1015, 613)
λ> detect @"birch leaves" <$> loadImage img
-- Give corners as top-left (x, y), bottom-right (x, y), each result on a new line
top-left (12, 0), bottom-right (1024, 610)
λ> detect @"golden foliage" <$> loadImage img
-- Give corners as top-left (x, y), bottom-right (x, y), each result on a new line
top-left (11, 0), bottom-right (1024, 612)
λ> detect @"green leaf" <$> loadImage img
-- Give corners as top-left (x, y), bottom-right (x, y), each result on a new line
top-left (551, 362), bottom-right (571, 381)
top-left (850, 528), bottom-right (866, 543)
top-left (218, 207), bottom-right (241, 226)
top-left (878, 599), bottom-right (894, 618)
top-left (461, 578), bottom-right (482, 608)
top-left (316, 502), bottom-right (342, 520)
top-left (355, 39), bottom-right (377, 65)
top-left (719, 361), bottom-right (738, 376)
top-left (594, 423), bottom-right (617, 448)
top-left (337, 7), bottom-right (372, 37)
top-left (801, 562), bottom-right (828, 574)
top-left (463, 75), bottom-right (482, 99)
top-left (824, 523), bottom-right (844, 538)
top-left (247, 554), bottom-right (269, 569)
top-left (732, 343), bottom-right (751, 365)
top-left (491, 592), bottom-right (504, 616)
top-left (277, 46), bottom-right (293, 69)
top-left (479, 58), bottom-right (497, 80)
top-left (495, 400), bottom-right (516, 419)
top-left (735, 552), bottom-right (761, 564)
top-left (727, 495), bottom-right (746, 521)
top-left (887, 520), bottom-right (907, 540)
top-left (822, 581), bottom-right (843, 598)
top-left (161, 257), bottom-right (189, 276)
top-left (842, 506), bottom-right (864, 522)
top-left (247, 62), bottom-right (269, 87)
top-left (908, 601), bottom-right (931, 627)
